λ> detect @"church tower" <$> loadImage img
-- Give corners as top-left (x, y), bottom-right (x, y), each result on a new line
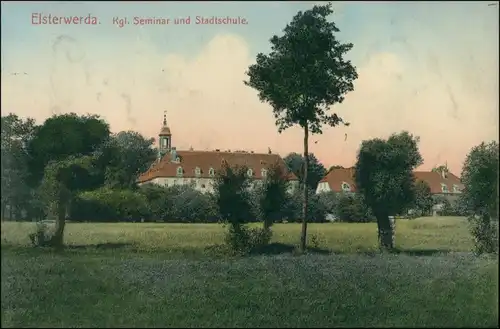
top-left (158, 111), bottom-right (171, 159)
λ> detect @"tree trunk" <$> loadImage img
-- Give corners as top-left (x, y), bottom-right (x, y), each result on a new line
top-left (263, 219), bottom-right (271, 231)
top-left (300, 124), bottom-right (309, 253)
top-left (50, 201), bottom-right (66, 247)
top-left (376, 213), bottom-right (394, 251)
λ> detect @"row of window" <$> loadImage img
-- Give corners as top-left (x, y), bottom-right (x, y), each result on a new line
top-left (442, 184), bottom-right (461, 193)
top-left (164, 178), bottom-right (273, 189)
top-left (167, 178), bottom-right (209, 188)
top-left (176, 167), bottom-right (268, 178)
top-left (339, 182), bottom-right (461, 193)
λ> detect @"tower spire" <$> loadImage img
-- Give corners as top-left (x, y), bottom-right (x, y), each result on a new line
top-left (163, 110), bottom-right (167, 126)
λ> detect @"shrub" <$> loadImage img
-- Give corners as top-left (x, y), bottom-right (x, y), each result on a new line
top-left (284, 188), bottom-right (328, 223)
top-left (213, 163), bottom-right (256, 253)
top-left (162, 185), bottom-right (218, 223)
top-left (469, 215), bottom-right (499, 254)
top-left (335, 193), bottom-right (375, 223)
top-left (223, 225), bottom-right (272, 255)
top-left (28, 221), bottom-right (53, 247)
top-left (316, 191), bottom-right (338, 217)
top-left (255, 163), bottom-right (289, 229)
top-left (70, 188), bottom-right (149, 222)
top-left (138, 184), bottom-right (172, 221)
top-left (435, 198), bottom-right (466, 217)
top-left (213, 164), bottom-right (253, 226)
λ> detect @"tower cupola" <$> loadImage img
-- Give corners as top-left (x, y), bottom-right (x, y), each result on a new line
top-left (158, 111), bottom-right (172, 158)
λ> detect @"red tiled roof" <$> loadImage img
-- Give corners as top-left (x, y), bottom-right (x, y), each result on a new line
top-left (137, 150), bottom-right (298, 183)
top-left (413, 171), bottom-right (463, 194)
top-left (319, 168), bottom-right (464, 194)
top-left (319, 167), bottom-right (357, 192)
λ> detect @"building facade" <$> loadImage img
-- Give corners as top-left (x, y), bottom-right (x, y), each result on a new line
top-left (137, 112), bottom-right (299, 193)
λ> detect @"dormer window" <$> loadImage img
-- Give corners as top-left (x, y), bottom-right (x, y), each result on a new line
top-left (441, 183), bottom-right (449, 193)
top-left (341, 182), bottom-right (351, 192)
top-left (261, 168), bottom-right (268, 178)
top-left (452, 184), bottom-right (462, 193)
top-left (175, 157), bottom-right (181, 162)
top-left (209, 168), bottom-right (215, 177)
top-left (195, 167), bottom-right (201, 177)
top-left (176, 166), bottom-right (183, 177)
top-left (247, 169), bottom-right (253, 177)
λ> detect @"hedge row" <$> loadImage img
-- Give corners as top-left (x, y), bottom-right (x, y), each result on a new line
top-left (68, 185), bottom-right (377, 223)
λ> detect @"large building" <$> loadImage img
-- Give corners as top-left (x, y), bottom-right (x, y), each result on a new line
top-left (316, 167), bottom-right (464, 202)
top-left (137, 112), bottom-right (299, 193)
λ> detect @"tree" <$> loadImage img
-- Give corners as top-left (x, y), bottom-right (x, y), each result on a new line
top-left (213, 164), bottom-right (252, 227)
top-left (257, 162), bottom-right (290, 230)
top-left (27, 113), bottom-right (110, 186)
top-left (1, 114), bottom-right (36, 220)
top-left (328, 165), bottom-right (345, 171)
top-left (413, 180), bottom-right (433, 216)
top-left (284, 152), bottom-right (326, 191)
top-left (212, 163), bottom-right (254, 253)
top-left (354, 132), bottom-right (423, 250)
top-left (245, 3), bottom-right (358, 252)
top-left (38, 155), bottom-right (94, 246)
top-left (94, 131), bottom-right (156, 189)
top-left (460, 141), bottom-right (499, 254)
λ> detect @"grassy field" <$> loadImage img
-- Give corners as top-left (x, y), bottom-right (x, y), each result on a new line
top-left (1, 217), bottom-right (498, 327)
top-left (1, 216), bottom-right (475, 254)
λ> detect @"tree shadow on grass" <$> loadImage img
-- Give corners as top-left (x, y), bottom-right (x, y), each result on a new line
top-left (204, 243), bottom-right (331, 258)
top-left (392, 248), bottom-right (454, 256)
top-left (251, 243), bottom-right (331, 256)
top-left (350, 248), bottom-right (455, 257)
top-left (65, 242), bottom-right (135, 251)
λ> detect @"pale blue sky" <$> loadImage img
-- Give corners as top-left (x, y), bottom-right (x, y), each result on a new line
top-left (1, 1), bottom-right (498, 173)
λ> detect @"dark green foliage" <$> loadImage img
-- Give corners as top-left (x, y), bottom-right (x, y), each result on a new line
top-left (256, 163), bottom-right (290, 229)
top-left (1, 114), bottom-right (36, 220)
top-left (284, 188), bottom-right (328, 223)
top-left (284, 152), bottom-right (326, 190)
top-left (213, 163), bottom-right (275, 254)
top-left (36, 155), bottom-right (95, 246)
top-left (212, 164), bottom-right (253, 226)
top-left (413, 180), bottom-right (433, 216)
top-left (245, 3), bottom-right (357, 134)
top-left (137, 184), bottom-right (170, 221)
top-left (355, 131), bottom-right (423, 250)
top-left (160, 185), bottom-right (218, 223)
top-left (460, 141), bottom-right (499, 254)
top-left (245, 2), bottom-right (358, 252)
top-left (335, 193), bottom-right (375, 223)
top-left (71, 188), bottom-right (149, 222)
top-left (316, 191), bottom-right (338, 217)
top-left (435, 198), bottom-right (467, 217)
top-left (460, 141), bottom-right (499, 219)
top-left (27, 113), bottom-right (110, 186)
top-left (469, 216), bottom-right (498, 255)
top-left (94, 131), bottom-right (157, 189)
top-left (223, 226), bottom-right (272, 256)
